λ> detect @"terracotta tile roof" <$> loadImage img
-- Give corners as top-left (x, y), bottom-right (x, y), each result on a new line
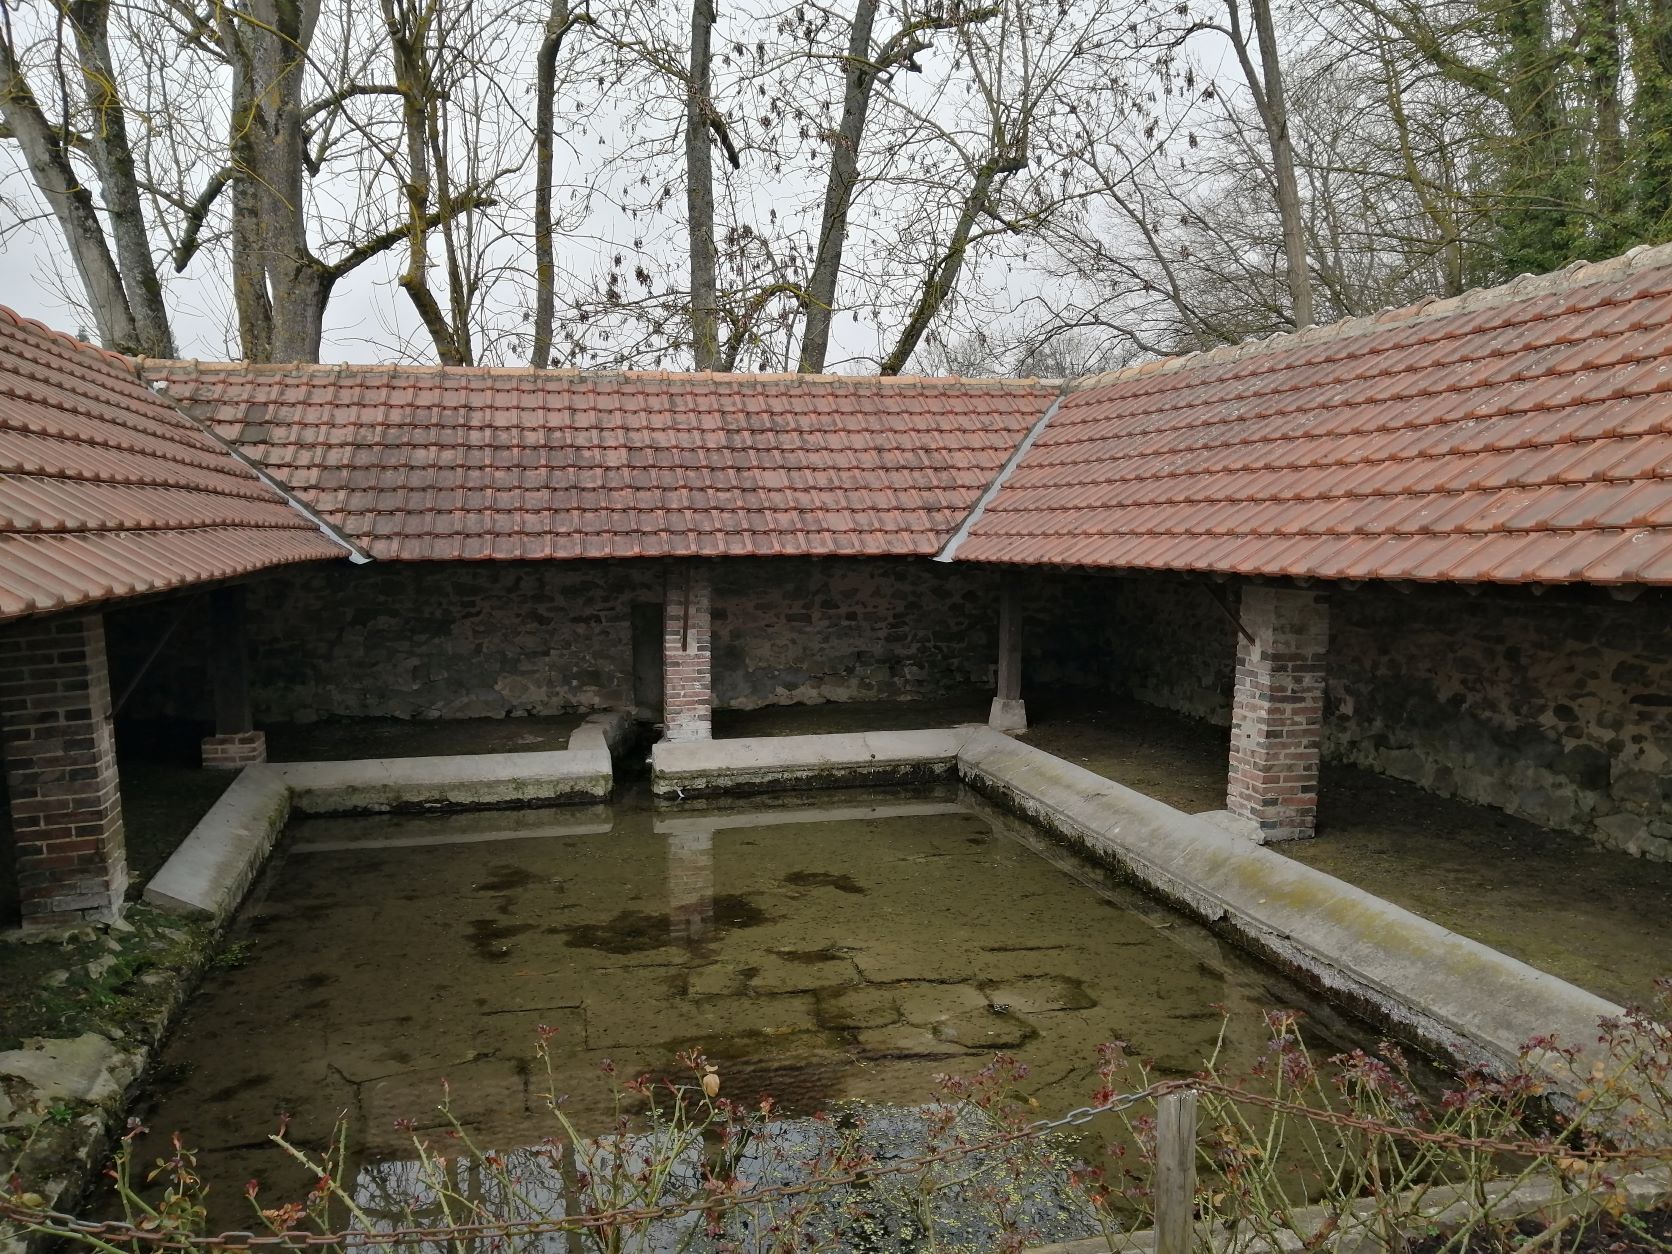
top-left (0, 308), bottom-right (348, 622)
top-left (950, 243), bottom-right (1672, 584)
top-left (141, 364), bottom-right (1058, 561)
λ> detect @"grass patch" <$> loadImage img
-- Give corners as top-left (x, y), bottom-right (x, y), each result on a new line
top-left (0, 906), bottom-right (211, 1051)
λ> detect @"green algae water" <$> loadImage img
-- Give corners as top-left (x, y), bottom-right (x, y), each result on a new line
top-left (130, 784), bottom-right (1394, 1234)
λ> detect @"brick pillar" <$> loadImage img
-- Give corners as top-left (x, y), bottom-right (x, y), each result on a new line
top-left (201, 586), bottom-right (266, 769)
top-left (989, 579), bottom-right (1026, 732)
top-left (1226, 586), bottom-right (1330, 842)
top-left (663, 563), bottom-right (712, 742)
top-left (667, 829), bottom-right (714, 943)
top-left (0, 614), bottom-right (128, 926)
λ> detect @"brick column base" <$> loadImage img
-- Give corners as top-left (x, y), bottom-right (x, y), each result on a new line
top-left (1226, 586), bottom-right (1330, 842)
top-left (202, 730), bottom-right (267, 769)
top-left (663, 564), bottom-right (712, 742)
top-left (1, 614), bottom-right (128, 927)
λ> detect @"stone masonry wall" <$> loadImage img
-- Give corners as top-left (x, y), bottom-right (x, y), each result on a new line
top-left (1108, 575), bottom-right (1238, 724)
top-left (110, 562), bottom-right (664, 722)
top-left (1327, 585), bottom-right (1672, 861)
top-left (710, 560), bottom-right (1113, 709)
top-left (110, 558), bottom-right (1115, 725)
top-left (1106, 576), bottom-right (1672, 861)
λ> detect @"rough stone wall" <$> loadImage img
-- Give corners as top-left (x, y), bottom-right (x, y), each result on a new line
top-left (1103, 576), bottom-right (1672, 861)
top-left (111, 561), bottom-right (664, 722)
top-left (1328, 586), bottom-right (1672, 862)
top-left (710, 560), bottom-right (1113, 709)
top-left (110, 558), bottom-right (1116, 725)
top-left (1108, 575), bottom-right (1238, 723)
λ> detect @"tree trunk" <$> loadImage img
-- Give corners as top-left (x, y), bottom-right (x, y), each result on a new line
top-left (385, 0), bottom-right (467, 365)
top-left (1630, 0), bottom-right (1672, 235)
top-left (219, 0), bottom-right (327, 362)
top-left (64, 0), bottom-right (175, 357)
top-left (1493, 0), bottom-right (1577, 273)
top-left (685, 0), bottom-right (722, 370)
top-left (1581, 0), bottom-right (1624, 233)
top-left (798, 0), bottom-right (880, 373)
top-left (1241, 0), bottom-right (1313, 328)
top-left (530, 0), bottom-right (574, 368)
top-left (0, 38), bottom-right (140, 353)
top-left (879, 154), bottom-right (1016, 375)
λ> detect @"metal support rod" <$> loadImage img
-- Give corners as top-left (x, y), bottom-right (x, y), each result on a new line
top-left (1202, 583), bottom-right (1255, 644)
top-left (112, 601), bottom-right (191, 717)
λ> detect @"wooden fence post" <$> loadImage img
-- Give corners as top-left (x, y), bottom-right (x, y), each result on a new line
top-left (1155, 1090), bottom-right (1199, 1254)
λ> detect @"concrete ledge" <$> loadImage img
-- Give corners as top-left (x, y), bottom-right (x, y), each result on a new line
top-left (956, 728), bottom-right (1622, 1077)
top-left (142, 767), bottom-right (290, 922)
top-left (569, 709), bottom-right (638, 758)
top-left (277, 749), bottom-right (612, 816)
top-left (651, 729), bottom-right (970, 799)
top-left (144, 746), bottom-right (613, 923)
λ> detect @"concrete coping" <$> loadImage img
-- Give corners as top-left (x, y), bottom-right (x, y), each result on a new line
top-left (144, 742), bottom-right (616, 925)
top-left (650, 727), bottom-right (972, 798)
top-left (952, 727), bottom-right (1624, 1079)
top-left (650, 724), bottom-right (1623, 1081)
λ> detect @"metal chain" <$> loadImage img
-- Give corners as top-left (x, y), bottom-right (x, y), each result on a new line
top-left (1187, 1079), bottom-right (1672, 1163)
top-left (5, 1077), bottom-right (1668, 1250)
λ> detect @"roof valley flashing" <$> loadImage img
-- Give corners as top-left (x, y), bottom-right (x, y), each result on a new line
top-left (147, 375), bottom-right (372, 565)
top-left (936, 387), bottom-right (1068, 564)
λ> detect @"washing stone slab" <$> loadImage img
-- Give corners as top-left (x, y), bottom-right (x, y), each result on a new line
top-left (651, 728), bottom-right (970, 798)
top-left (955, 727), bottom-right (1623, 1082)
top-left (144, 746), bottom-right (613, 924)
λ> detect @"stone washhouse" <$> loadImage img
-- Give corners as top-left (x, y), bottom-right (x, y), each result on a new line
top-left (5, 244), bottom-right (1672, 930)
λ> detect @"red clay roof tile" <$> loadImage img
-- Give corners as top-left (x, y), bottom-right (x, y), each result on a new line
top-left (142, 364), bottom-right (1057, 561)
top-left (0, 308), bottom-right (346, 622)
top-left (953, 244), bottom-right (1672, 583)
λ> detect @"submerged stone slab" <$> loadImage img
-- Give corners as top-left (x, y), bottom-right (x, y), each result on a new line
top-left (981, 975), bottom-right (1096, 1014)
top-left (814, 985), bottom-right (901, 1030)
top-left (956, 728), bottom-right (1624, 1083)
top-left (932, 1008), bottom-right (1038, 1050)
top-left (651, 729), bottom-right (968, 799)
top-left (891, 981), bottom-right (989, 1027)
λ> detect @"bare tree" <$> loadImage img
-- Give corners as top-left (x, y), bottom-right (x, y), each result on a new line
top-left (0, 0), bottom-right (173, 354)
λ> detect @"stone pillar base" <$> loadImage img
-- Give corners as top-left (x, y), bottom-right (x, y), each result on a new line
top-left (988, 697), bottom-right (1028, 733)
top-left (202, 730), bottom-right (267, 769)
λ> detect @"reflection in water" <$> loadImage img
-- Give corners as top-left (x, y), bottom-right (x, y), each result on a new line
top-left (666, 830), bottom-right (713, 944)
top-left (350, 1104), bottom-right (1096, 1252)
top-left (127, 785), bottom-right (1394, 1231)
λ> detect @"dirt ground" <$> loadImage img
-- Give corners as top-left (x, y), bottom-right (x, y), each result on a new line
top-left (713, 693), bottom-right (991, 738)
top-left (722, 695), bottom-right (1672, 1012)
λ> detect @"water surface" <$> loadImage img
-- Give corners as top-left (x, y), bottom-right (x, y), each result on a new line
top-left (133, 784), bottom-right (1390, 1222)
